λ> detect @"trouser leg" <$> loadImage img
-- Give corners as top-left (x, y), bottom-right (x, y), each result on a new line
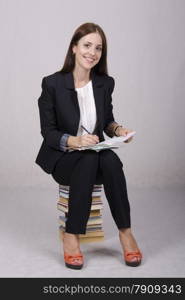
top-left (65, 150), bottom-right (99, 234)
top-left (99, 150), bottom-right (131, 229)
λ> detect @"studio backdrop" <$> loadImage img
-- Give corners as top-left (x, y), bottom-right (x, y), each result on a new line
top-left (0, 0), bottom-right (184, 189)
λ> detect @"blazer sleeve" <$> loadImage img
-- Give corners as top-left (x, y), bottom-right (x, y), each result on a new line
top-left (103, 77), bottom-right (116, 135)
top-left (38, 77), bottom-right (65, 151)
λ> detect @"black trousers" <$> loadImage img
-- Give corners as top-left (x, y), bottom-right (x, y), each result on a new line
top-left (51, 149), bottom-right (131, 234)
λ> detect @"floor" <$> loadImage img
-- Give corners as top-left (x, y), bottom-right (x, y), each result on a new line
top-left (0, 186), bottom-right (185, 277)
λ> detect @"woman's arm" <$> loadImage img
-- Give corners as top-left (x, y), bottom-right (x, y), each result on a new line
top-left (104, 121), bottom-right (122, 137)
top-left (103, 77), bottom-right (133, 142)
top-left (104, 77), bottom-right (123, 137)
top-left (38, 77), bottom-right (66, 151)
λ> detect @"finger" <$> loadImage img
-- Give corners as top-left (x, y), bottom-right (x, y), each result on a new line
top-left (82, 134), bottom-right (99, 145)
top-left (85, 136), bottom-right (97, 145)
top-left (91, 138), bottom-right (98, 144)
top-left (90, 135), bottom-right (99, 143)
top-left (122, 130), bottom-right (127, 136)
top-left (119, 129), bottom-right (127, 136)
top-left (94, 135), bottom-right (99, 142)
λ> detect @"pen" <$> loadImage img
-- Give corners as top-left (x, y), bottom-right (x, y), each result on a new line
top-left (81, 125), bottom-right (91, 134)
top-left (81, 125), bottom-right (99, 144)
top-left (64, 125), bottom-right (98, 150)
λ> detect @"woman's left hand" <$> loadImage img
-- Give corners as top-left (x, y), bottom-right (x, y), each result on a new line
top-left (116, 127), bottom-right (134, 143)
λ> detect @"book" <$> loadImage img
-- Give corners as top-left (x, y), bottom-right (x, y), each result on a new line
top-left (58, 208), bottom-right (102, 218)
top-left (59, 215), bottom-right (103, 226)
top-left (59, 229), bottom-right (104, 243)
top-left (59, 188), bottom-right (102, 198)
top-left (59, 226), bottom-right (104, 237)
top-left (79, 236), bottom-right (104, 243)
top-left (58, 197), bottom-right (102, 205)
top-left (59, 223), bottom-right (103, 232)
top-left (57, 202), bottom-right (103, 213)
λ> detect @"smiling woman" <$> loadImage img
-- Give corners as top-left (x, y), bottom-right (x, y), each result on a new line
top-left (72, 32), bottom-right (103, 87)
top-left (78, 39), bottom-right (102, 64)
top-left (36, 22), bottom-right (142, 270)
top-left (61, 22), bottom-right (107, 77)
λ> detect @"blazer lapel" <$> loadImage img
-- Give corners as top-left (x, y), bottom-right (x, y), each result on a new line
top-left (63, 70), bottom-right (105, 134)
top-left (91, 70), bottom-right (105, 132)
top-left (64, 72), bottom-right (80, 122)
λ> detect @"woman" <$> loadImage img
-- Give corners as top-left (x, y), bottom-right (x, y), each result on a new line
top-left (35, 22), bottom-right (142, 270)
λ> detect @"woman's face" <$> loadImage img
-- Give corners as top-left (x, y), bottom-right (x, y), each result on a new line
top-left (72, 32), bottom-right (102, 71)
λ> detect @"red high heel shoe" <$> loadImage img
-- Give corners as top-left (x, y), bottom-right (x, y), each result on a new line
top-left (64, 252), bottom-right (84, 270)
top-left (61, 232), bottom-right (84, 269)
top-left (124, 250), bottom-right (142, 267)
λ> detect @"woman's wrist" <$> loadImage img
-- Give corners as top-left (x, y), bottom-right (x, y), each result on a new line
top-left (67, 136), bottom-right (76, 147)
top-left (114, 125), bottom-right (123, 136)
top-left (67, 136), bottom-right (81, 148)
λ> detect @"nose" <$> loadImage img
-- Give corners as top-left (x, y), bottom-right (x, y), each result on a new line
top-left (89, 47), bottom-right (96, 56)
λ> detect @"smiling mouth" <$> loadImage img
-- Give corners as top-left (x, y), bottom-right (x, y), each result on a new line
top-left (83, 56), bottom-right (95, 63)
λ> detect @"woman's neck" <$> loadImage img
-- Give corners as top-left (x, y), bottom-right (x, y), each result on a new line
top-left (72, 67), bottom-right (91, 86)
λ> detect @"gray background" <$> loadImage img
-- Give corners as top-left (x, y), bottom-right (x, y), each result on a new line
top-left (0, 0), bottom-right (185, 277)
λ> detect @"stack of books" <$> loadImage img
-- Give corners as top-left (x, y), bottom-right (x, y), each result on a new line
top-left (57, 184), bottom-right (104, 243)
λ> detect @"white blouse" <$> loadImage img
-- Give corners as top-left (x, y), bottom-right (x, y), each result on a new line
top-left (75, 80), bottom-right (97, 136)
top-left (68, 80), bottom-right (97, 152)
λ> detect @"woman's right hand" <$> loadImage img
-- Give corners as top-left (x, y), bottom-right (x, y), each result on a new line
top-left (67, 134), bottom-right (99, 148)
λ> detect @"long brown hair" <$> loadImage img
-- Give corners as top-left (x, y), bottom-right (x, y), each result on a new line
top-left (59, 22), bottom-right (108, 76)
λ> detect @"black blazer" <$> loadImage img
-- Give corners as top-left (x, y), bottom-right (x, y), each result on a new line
top-left (35, 70), bottom-right (116, 174)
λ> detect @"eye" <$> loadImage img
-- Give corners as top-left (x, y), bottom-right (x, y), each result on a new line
top-left (84, 44), bottom-right (102, 51)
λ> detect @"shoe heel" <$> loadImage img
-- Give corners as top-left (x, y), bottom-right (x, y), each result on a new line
top-left (62, 232), bottom-right (83, 269)
top-left (65, 262), bottom-right (83, 270)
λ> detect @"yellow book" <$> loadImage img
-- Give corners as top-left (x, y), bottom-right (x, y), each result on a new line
top-left (59, 230), bottom-right (104, 244)
top-left (79, 236), bottom-right (105, 243)
top-left (58, 196), bottom-right (102, 203)
top-left (89, 210), bottom-right (102, 217)
top-left (57, 202), bottom-right (103, 212)
top-left (79, 231), bottom-right (104, 238)
top-left (58, 217), bottom-right (103, 226)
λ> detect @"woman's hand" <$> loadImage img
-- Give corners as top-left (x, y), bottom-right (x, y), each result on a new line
top-left (115, 127), bottom-right (134, 143)
top-left (79, 134), bottom-right (99, 147)
top-left (67, 134), bottom-right (99, 148)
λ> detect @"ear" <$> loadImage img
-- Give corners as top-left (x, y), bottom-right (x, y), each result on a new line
top-left (72, 45), bottom-right (76, 55)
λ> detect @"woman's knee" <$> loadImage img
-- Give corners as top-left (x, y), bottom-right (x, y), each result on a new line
top-left (99, 150), bottom-right (123, 170)
top-left (81, 150), bottom-right (99, 163)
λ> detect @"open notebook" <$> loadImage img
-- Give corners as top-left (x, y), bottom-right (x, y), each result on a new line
top-left (64, 131), bottom-right (136, 152)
